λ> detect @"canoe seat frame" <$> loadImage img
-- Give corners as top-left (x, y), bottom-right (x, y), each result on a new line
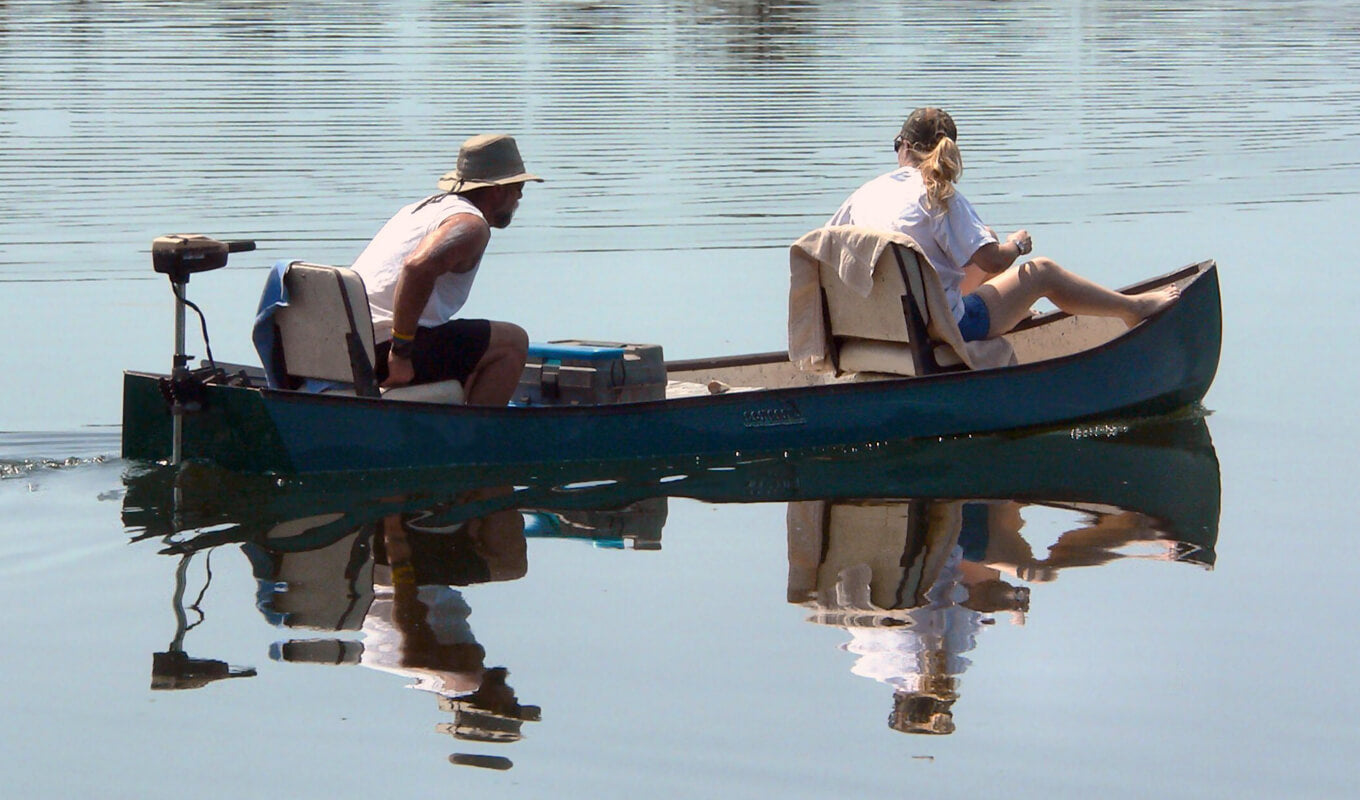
top-left (273, 262), bottom-right (464, 404)
top-left (818, 243), bottom-right (965, 377)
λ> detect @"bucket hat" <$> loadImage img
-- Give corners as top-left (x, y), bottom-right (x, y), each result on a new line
top-left (437, 134), bottom-right (543, 192)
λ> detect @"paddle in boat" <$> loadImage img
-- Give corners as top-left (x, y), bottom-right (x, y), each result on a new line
top-left (121, 228), bottom-right (1221, 474)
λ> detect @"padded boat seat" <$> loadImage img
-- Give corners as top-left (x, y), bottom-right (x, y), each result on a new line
top-left (818, 246), bottom-right (965, 376)
top-left (273, 262), bottom-right (465, 404)
top-left (786, 499), bottom-right (961, 613)
top-left (789, 226), bottom-right (1015, 377)
top-left (836, 338), bottom-right (966, 375)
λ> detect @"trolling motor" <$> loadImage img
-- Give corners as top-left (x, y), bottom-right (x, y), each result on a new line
top-left (151, 550), bottom-right (257, 691)
top-left (151, 234), bottom-right (255, 465)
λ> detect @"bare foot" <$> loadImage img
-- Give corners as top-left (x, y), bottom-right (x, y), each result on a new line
top-left (1123, 284), bottom-right (1180, 327)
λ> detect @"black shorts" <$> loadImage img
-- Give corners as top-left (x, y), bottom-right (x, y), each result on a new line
top-left (375, 318), bottom-right (493, 385)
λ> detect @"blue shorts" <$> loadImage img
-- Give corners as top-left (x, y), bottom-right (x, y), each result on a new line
top-left (958, 294), bottom-right (991, 342)
top-left (958, 502), bottom-right (991, 562)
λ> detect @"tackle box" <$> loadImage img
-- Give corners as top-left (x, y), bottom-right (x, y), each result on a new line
top-left (515, 340), bottom-right (666, 406)
top-left (523, 497), bottom-right (667, 550)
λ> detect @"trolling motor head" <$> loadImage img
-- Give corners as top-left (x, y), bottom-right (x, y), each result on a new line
top-left (152, 234), bottom-right (256, 466)
top-left (151, 650), bottom-right (257, 691)
top-left (152, 234), bottom-right (256, 284)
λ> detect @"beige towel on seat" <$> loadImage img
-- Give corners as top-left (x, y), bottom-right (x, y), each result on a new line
top-left (788, 225), bottom-right (1015, 374)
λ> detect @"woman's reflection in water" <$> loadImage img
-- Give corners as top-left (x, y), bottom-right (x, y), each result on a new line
top-left (788, 496), bottom-right (1183, 735)
top-left (362, 488), bottom-right (540, 749)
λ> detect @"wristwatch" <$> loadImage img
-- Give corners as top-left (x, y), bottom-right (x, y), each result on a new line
top-left (1016, 239), bottom-right (1031, 256)
top-left (390, 336), bottom-right (415, 359)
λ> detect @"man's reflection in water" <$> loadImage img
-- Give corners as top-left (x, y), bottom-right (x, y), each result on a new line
top-left (254, 487), bottom-right (539, 760)
top-left (363, 492), bottom-right (540, 748)
top-left (789, 497), bottom-right (1182, 735)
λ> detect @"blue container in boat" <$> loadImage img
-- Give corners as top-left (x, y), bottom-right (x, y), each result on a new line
top-left (516, 340), bottom-right (666, 406)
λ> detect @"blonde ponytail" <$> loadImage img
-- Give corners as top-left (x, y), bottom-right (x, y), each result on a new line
top-left (915, 136), bottom-right (962, 211)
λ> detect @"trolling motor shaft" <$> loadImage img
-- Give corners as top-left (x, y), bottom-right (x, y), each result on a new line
top-left (153, 234), bottom-right (256, 465)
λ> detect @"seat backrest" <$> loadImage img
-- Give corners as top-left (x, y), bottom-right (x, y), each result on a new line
top-left (261, 521), bottom-right (375, 631)
top-left (821, 499), bottom-right (957, 611)
top-left (819, 243), bottom-right (945, 375)
top-left (819, 245), bottom-right (918, 341)
top-left (275, 262), bottom-right (380, 395)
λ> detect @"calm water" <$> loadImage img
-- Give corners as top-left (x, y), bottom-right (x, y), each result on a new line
top-left (3, 0), bottom-right (1360, 796)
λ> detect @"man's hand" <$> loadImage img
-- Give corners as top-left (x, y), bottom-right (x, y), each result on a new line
top-left (383, 353), bottom-right (415, 388)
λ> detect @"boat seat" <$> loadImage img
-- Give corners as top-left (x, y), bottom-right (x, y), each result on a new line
top-left (789, 226), bottom-right (1015, 377)
top-left (273, 262), bottom-right (465, 404)
top-left (818, 243), bottom-right (964, 376)
top-left (786, 499), bottom-right (960, 614)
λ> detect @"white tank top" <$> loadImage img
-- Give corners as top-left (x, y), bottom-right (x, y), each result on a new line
top-left (350, 193), bottom-right (485, 341)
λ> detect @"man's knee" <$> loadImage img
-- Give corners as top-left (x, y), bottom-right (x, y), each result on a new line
top-left (487, 321), bottom-right (529, 359)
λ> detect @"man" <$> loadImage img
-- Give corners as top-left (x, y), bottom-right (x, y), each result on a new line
top-left (351, 133), bottom-right (542, 405)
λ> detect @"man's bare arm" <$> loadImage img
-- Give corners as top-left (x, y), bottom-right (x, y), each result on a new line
top-left (388, 213), bottom-right (490, 337)
top-left (382, 213), bottom-right (491, 388)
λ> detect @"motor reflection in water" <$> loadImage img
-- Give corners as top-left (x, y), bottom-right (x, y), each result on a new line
top-left (123, 415), bottom-right (1220, 760)
top-left (125, 468), bottom-right (670, 769)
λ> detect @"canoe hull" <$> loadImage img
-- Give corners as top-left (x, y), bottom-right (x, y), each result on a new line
top-left (123, 264), bottom-right (1221, 474)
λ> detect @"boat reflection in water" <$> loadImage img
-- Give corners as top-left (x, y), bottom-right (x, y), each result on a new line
top-left (775, 417), bottom-right (1217, 736)
top-left (125, 470), bottom-right (671, 768)
top-left (123, 414), bottom-right (1219, 760)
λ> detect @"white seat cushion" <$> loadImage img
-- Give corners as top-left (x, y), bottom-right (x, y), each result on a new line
top-left (318, 378), bottom-right (465, 404)
top-left (836, 339), bottom-right (966, 376)
top-left (382, 380), bottom-right (466, 404)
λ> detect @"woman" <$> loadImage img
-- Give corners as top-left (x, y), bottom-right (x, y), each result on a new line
top-left (828, 108), bottom-right (1178, 341)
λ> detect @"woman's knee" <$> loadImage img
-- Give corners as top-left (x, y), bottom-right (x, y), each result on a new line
top-left (1021, 256), bottom-right (1059, 275)
top-left (1018, 257), bottom-right (1064, 288)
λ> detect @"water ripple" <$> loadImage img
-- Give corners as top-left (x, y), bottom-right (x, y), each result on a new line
top-left (2, 0), bottom-right (1358, 281)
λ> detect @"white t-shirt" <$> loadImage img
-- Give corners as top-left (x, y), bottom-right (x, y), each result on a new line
top-left (350, 193), bottom-right (485, 342)
top-left (360, 578), bottom-right (482, 697)
top-left (828, 167), bottom-right (996, 321)
top-left (838, 547), bottom-right (982, 692)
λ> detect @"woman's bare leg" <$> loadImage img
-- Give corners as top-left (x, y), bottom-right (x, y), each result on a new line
top-left (972, 257), bottom-right (1179, 337)
top-left (959, 263), bottom-right (991, 296)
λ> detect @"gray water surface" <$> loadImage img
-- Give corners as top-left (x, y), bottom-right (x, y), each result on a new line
top-left (3, 1), bottom-right (1359, 797)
